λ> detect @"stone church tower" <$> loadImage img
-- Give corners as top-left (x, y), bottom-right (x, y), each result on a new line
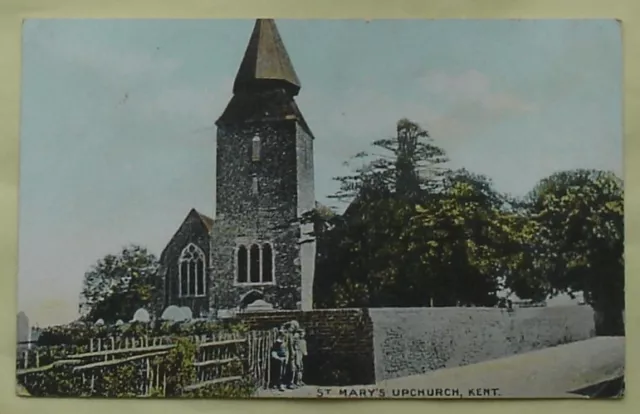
top-left (209, 19), bottom-right (316, 313)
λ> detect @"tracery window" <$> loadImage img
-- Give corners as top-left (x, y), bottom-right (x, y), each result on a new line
top-left (178, 243), bottom-right (206, 297)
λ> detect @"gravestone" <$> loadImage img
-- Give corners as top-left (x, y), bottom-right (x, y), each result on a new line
top-left (16, 312), bottom-right (29, 351)
top-left (217, 308), bottom-right (237, 319)
top-left (179, 306), bottom-right (193, 321)
top-left (29, 326), bottom-right (42, 349)
top-left (132, 308), bottom-right (150, 323)
top-left (161, 305), bottom-right (188, 322)
top-left (244, 299), bottom-right (274, 313)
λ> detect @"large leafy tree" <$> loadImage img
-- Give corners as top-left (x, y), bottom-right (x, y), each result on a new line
top-left (79, 245), bottom-right (159, 324)
top-left (313, 119), bottom-right (450, 307)
top-left (313, 119), bottom-right (522, 308)
top-left (410, 169), bottom-right (519, 306)
top-left (331, 118), bottom-right (448, 202)
top-left (523, 169), bottom-right (624, 334)
top-left (312, 194), bottom-right (419, 308)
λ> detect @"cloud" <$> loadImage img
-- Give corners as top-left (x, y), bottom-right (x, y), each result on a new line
top-left (419, 69), bottom-right (537, 114)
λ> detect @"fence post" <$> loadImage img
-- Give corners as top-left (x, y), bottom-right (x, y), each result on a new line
top-left (145, 356), bottom-right (151, 396)
top-left (163, 371), bottom-right (167, 397)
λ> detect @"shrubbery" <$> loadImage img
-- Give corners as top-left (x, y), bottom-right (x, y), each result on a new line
top-left (36, 319), bottom-right (248, 346)
top-left (20, 320), bottom-right (256, 398)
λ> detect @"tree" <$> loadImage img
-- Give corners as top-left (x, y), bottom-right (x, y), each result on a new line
top-left (312, 192), bottom-right (421, 308)
top-left (523, 169), bottom-right (624, 334)
top-left (314, 118), bottom-right (536, 309)
top-left (331, 118), bottom-right (448, 202)
top-left (79, 245), bottom-right (159, 324)
top-left (313, 119), bottom-right (451, 307)
top-left (410, 169), bottom-right (518, 306)
top-left (314, 168), bottom-right (520, 308)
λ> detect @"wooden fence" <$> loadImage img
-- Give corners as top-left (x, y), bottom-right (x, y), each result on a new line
top-left (16, 330), bottom-right (276, 397)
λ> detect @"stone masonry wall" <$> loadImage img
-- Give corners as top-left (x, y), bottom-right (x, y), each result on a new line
top-left (159, 210), bottom-right (210, 318)
top-left (212, 121), bottom-right (303, 311)
top-left (238, 309), bottom-right (376, 385)
top-left (295, 123), bottom-right (316, 311)
top-left (238, 306), bottom-right (596, 386)
top-left (369, 305), bottom-right (597, 382)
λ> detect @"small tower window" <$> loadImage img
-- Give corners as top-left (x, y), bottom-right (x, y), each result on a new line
top-left (237, 246), bottom-right (248, 283)
top-left (235, 242), bottom-right (276, 285)
top-left (252, 135), bottom-right (261, 161)
top-left (250, 244), bottom-right (261, 283)
top-left (252, 175), bottom-right (259, 195)
top-left (262, 243), bottom-right (273, 283)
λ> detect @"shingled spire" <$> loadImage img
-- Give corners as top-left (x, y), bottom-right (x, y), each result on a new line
top-left (217, 18), bottom-right (312, 135)
top-left (232, 19), bottom-right (301, 96)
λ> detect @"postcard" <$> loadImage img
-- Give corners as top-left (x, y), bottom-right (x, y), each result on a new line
top-left (16, 18), bottom-right (624, 399)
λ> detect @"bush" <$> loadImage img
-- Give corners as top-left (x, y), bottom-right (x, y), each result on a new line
top-left (20, 320), bottom-right (256, 398)
top-left (36, 320), bottom-right (248, 346)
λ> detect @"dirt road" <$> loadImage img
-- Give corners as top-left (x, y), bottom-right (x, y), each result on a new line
top-left (255, 336), bottom-right (624, 399)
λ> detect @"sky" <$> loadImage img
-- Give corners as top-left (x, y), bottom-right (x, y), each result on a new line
top-left (18, 19), bottom-right (622, 327)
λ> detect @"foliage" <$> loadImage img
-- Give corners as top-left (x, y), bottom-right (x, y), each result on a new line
top-left (19, 366), bottom-right (81, 397)
top-left (408, 169), bottom-right (517, 306)
top-left (79, 244), bottom-right (160, 324)
top-left (313, 117), bottom-right (624, 327)
top-left (185, 375), bottom-right (256, 398)
top-left (99, 363), bottom-right (139, 397)
top-left (162, 337), bottom-right (197, 396)
top-left (20, 320), bottom-right (257, 398)
top-left (313, 119), bottom-right (518, 308)
top-left (520, 169), bottom-right (624, 334)
top-left (330, 118), bottom-right (448, 202)
top-left (37, 319), bottom-right (248, 346)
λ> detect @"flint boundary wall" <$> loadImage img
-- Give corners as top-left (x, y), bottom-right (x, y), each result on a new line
top-left (239, 309), bottom-right (375, 385)
top-left (369, 305), bottom-right (596, 382)
top-left (238, 305), bottom-right (596, 385)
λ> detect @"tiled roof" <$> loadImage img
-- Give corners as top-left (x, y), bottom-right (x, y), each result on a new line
top-left (194, 210), bottom-right (214, 232)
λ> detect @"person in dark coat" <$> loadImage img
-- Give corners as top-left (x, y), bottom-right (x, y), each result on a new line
top-left (269, 333), bottom-right (287, 391)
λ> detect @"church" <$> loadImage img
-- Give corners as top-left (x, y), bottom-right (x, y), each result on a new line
top-left (154, 19), bottom-right (317, 319)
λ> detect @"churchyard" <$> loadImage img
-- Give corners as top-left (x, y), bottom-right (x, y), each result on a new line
top-left (16, 306), bottom-right (279, 398)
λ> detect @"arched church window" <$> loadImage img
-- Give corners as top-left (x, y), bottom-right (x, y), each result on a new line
top-left (235, 242), bottom-right (276, 285)
top-left (196, 259), bottom-right (205, 296)
top-left (178, 243), bottom-right (206, 297)
top-left (237, 245), bottom-right (248, 283)
top-left (252, 135), bottom-right (261, 161)
top-left (250, 244), bottom-right (261, 283)
top-left (262, 243), bottom-right (273, 283)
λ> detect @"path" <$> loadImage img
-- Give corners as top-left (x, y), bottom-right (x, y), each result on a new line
top-left (255, 336), bottom-right (624, 399)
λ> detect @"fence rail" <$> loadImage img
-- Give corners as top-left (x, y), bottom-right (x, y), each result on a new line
top-left (16, 330), bottom-right (274, 397)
